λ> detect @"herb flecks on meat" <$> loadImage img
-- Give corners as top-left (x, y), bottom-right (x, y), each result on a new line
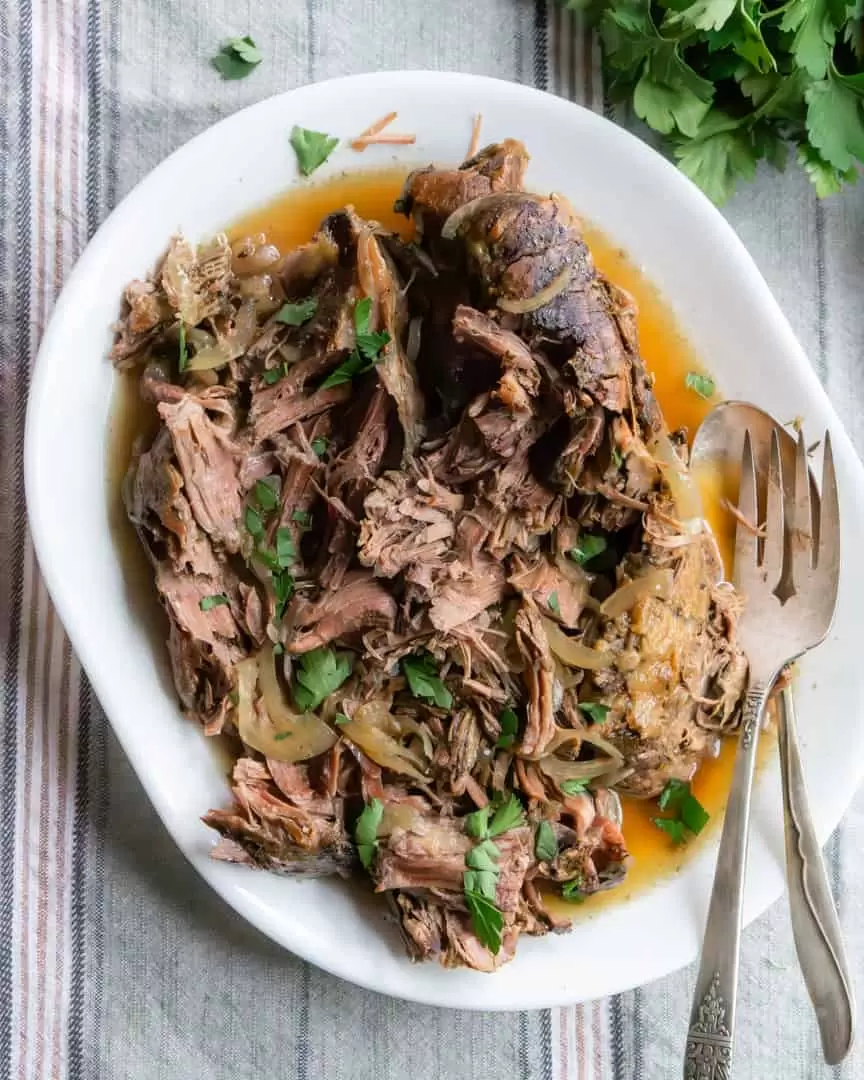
top-left (114, 138), bottom-right (746, 972)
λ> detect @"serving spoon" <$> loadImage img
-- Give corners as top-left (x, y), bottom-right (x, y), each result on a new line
top-left (688, 401), bottom-right (855, 1070)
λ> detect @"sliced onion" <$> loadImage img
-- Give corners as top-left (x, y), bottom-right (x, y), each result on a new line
top-left (581, 728), bottom-right (625, 764)
top-left (239, 644), bottom-right (337, 763)
top-left (406, 316), bottom-right (422, 366)
top-left (538, 755), bottom-right (618, 786)
top-left (497, 266), bottom-right (572, 314)
top-left (440, 191), bottom-right (528, 240)
top-left (541, 616), bottom-right (612, 671)
top-left (340, 700), bottom-right (430, 782)
top-left (649, 430), bottom-right (703, 523)
top-left (599, 567), bottom-right (674, 618)
top-left (187, 302), bottom-right (258, 372)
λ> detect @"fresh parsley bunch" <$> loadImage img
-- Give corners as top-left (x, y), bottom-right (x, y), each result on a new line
top-left (566, 0), bottom-right (864, 202)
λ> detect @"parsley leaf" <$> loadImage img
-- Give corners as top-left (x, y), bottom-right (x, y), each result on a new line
top-left (292, 509), bottom-right (311, 528)
top-left (355, 798), bottom-right (384, 869)
top-left (275, 527), bottom-right (296, 568)
top-left (244, 505), bottom-right (265, 539)
top-left (199, 594), bottom-right (228, 611)
top-left (798, 143), bottom-right (859, 196)
top-left (402, 653), bottom-right (453, 709)
top-left (292, 647), bottom-right (352, 711)
top-left (496, 707), bottom-right (519, 749)
top-left (311, 436), bottom-right (329, 458)
top-left (685, 371), bottom-right (716, 398)
top-left (569, 533), bottom-right (608, 566)
top-left (611, 445), bottom-right (624, 469)
top-left (652, 817), bottom-right (688, 844)
top-left (290, 125), bottom-right (339, 176)
top-left (488, 794), bottom-right (526, 838)
top-left (320, 298), bottom-right (390, 388)
top-left (465, 838), bottom-right (501, 874)
top-left (334, 712), bottom-right (350, 725)
top-left (320, 350), bottom-right (374, 389)
top-left (680, 793), bottom-right (711, 835)
top-left (561, 878), bottom-right (587, 903)
top-left (212, 36), bottom-right (262, 81)
top-left (261, 366), bottom-right (284, 386)
top-left (178, 321), bottom-right (188, 372)
top-left (272, 569), bottom-right (295, 620)
top-left (464, 890), bottom-right (505, 953)
top-left (578, 702), bottom-right (609, 725)
top-left (275, 297), bottom-right (318, 326)
top-left (560, 778), bottom-right (590, 796)
top-left (658, 778), bottom-right (690, 812)
top-left (548, 592), bottom-right (561, 616)
top-left (654, 780), bottom-right (710, 841)
top-left (805, 67), bottom-right (864, 173)
top-left (254, 476), bottom-right (281, 512)
top-left (465, 805), bottom-right (492, 840)
top-left (535, 820), bottom-right (558, 862)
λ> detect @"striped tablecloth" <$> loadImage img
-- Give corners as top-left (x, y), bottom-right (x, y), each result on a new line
top-left (2, 1), bottom-right (864, 1077)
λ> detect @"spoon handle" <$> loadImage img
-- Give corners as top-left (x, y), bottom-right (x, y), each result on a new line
top-left (683, 682), bottom-right (767, 1080)
top-left (779, 686), bottom-right (855, 1065)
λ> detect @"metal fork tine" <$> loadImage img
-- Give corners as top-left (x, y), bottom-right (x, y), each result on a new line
top-left (734, 429), bottom-right (759, 593)
top-left (763, 427), bottom-right (785, 593)
top-left (817, 431), bottom-right (840, 599)
top-left (790, 429), bottom-right (815, 589)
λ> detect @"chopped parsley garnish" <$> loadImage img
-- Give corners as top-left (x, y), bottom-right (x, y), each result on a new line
top-left (272, 569), bottom-right (295, 620)
top-left (292, 509), bottom-right (311, 528)
top-left (275, 526), bottom-right (296, 567)
top-left (685, 372), bottom-right (715, 399)
top-left (652, 817), bottom-right (688, 845)
top-left (611, 446), bottom-right (624, 469)
top-left (212, 36), bottom-right (262, 81)
top-left (465, 794), bottom-right (526, 841)
top-left (547, 592), bottom-right (561, 616)
top-left (311, 436), bottom-right (329, 458)
top-left (464, 890), bottom-right (505, 954)
top-left (402, 653), bottom-right (452, 709)
top-left (178, 322), bottom-right (188, 372)
top-left (261, 366), bottom-right (284, 386)
top-left (292, 646), bottom-right (352, 712)
top-left (561, 878), bottom-right (586, 903)
top-left (578, 702), bottom-right (609, 725)
top-left (198, 594), bottom-right (228, 611)
top-left (334, 712), bottom-right (350, 726)
top-left (496, 707), bottom-right (519, 749)
top-left (272, 731), bottom-right (292, 742)
top-left (254, 476), bottom-right (281, 513)
top-left (275, 297), bottom-right (318, 326)
top-left (355, 798), bottom-right (384, 869)
top-left (653, 779), bottom-right (710, 843)
top-left (569, 533), bottom-right (608, 566)
top-left (534, 820), bottom-right (558, 863)
top-left (244, 505), bottom-right (265, 539)
top-left (559, 778), bottom-right (590, 796)
top-left (272, 642), bottom-right (284, 656)
top-left (320, 298), bottom-right (391, 389)
top-left (290, 125), bottom-right (339, 176)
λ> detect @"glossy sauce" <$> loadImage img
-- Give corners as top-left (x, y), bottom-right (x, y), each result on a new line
top-left (109, 167), bottom-right (772, 906)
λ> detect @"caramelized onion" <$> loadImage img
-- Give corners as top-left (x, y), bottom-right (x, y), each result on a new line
top-left (187, 302), bottom-right (258, 372)
top-left (649, 430), bottom-right (702, 523)
top-left (497, 266), bottom-right (572, 314)
top-left (599, 567), bottom-right (674, 618)
top-left (440, 191), bottom-right (528, 240)
top-left (238, 645), bottom-right (337, 763)
top-left (538, 755), bottom-right (618, 786)
top-left (541, 616), bottom-right (612, 671)
top-left (340, 700), bottom-right (430, 782)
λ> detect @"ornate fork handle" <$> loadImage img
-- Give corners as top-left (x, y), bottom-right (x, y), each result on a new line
top-left (684, 681), bottom-right (768, 1080)
top-left (779, 686), bottom-right (855, 1064)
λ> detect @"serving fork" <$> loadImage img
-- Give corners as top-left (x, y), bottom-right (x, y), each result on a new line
top-left (683, 424), bottom-right (846, 1077)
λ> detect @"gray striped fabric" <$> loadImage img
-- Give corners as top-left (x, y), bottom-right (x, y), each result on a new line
top-left (2, 1), bottom-right (864, 1077)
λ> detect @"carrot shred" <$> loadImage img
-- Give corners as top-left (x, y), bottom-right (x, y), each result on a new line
top-left (468, 113), bottom-right (483, 158)
top-left (351, 133), bottom-right (417, 149)
top-left (721, 497), bottom-right (767, 538)
top-left (351, 111), bottom-right (398, 150)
